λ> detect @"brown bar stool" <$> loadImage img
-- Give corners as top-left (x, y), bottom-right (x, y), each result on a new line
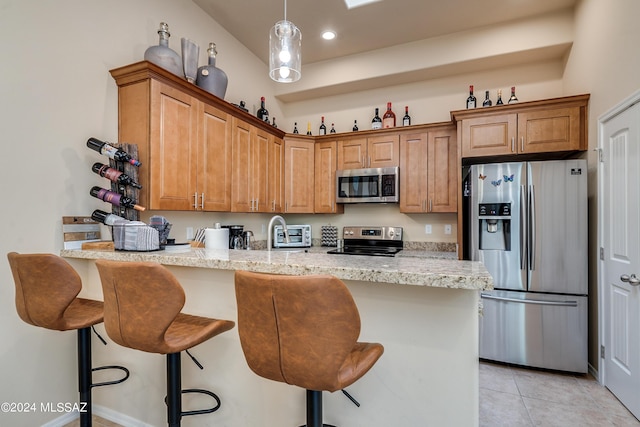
top-left (95, 259), bottom-right (235, 427)
top-left (6, 252), bottom-right (130, 427)
top-left (234, 270), bottom-right (384, 427)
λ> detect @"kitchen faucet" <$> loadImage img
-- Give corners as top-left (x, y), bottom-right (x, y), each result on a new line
top-left (267, 215), bottom-right (290, 251)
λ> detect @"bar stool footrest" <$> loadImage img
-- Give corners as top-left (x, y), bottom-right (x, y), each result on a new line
top-left (164, 388), bottom-right (222, 417)
top-left (91, 365), bottom-right (130, 388)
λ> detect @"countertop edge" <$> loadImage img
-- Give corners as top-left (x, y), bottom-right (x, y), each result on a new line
top-left (61, 249), bottom-right (494, 291)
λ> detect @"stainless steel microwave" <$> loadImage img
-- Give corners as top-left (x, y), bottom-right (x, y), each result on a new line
top-left (336, 167), bottom-right (399, 203)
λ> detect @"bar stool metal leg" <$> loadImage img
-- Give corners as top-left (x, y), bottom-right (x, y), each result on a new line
top-left (78, 327), bottom-right (92, 427)
top-left (167, 352), bottom-right (182, 427)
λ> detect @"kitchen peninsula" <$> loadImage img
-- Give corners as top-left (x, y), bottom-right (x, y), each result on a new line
top-left (62, 247), bottom-right (492, 426)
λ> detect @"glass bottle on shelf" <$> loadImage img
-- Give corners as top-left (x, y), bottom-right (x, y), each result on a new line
top-left (496, 89), bottom-right (504, 105)
top-left (196, 42), bottom-right (228, 99)
top-left (352, 120), bottom-right (359, 131)
top-left (382, 102), bottom-right (396, 128)
top-left (330, 123), bottom-right (336, 134)
top-left (371, 108), bottom-right (382, 130)
top-left (257, 97), bottom-right (269, 122)
top-left (508, 86), bottom-right (519, 104)
top-left (482, 91), bottom-right (492, 107)
top-left (319, 116), bottom-right (327, 135)
top-left (402, 106), bottom-right (411, 126)
top-left (144, 22), bottom-right (182, 77)
top-left (466, 85), bottom-right (476, 109)
top-left (293, 122), bottom-right (299, 134)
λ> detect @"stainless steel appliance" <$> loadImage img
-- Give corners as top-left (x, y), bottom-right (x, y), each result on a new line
top-left (273, 224), bottom-right (311, 248)
top-left (463, 160), bottom-right (588, 373)
top-left (336, 167), bottom-right (399, 203)
top-left (327, 226), bottom-right (403, 257)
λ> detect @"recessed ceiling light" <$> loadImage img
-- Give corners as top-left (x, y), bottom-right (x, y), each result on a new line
top-left (322, 31), bottom-right (336, 40)
top-left (343, 0), bottom-right (383, 9)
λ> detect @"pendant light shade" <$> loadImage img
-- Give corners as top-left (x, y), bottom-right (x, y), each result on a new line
top-left (269, 1), bottom-right (301, 82)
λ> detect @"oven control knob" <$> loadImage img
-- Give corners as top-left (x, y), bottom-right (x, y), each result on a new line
top-left (389, 230), bottom-right (395, 238)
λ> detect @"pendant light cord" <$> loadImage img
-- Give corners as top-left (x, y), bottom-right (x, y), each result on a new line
top-left (284, 0), bottom-right (287, 21)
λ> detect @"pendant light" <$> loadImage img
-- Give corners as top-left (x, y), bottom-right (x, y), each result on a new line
top-left (269, 0), bottom-right (302, 82)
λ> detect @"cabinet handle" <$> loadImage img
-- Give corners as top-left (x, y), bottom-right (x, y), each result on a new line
top-left (200, 193), bottom-right (205, 210)
top-left (255, 199), bottom-right (259, 211)
top-left (193, 192), bottom-right (198, 210)
top-left (521, 137), bottom-right (524, 152)
top-left (250, 199), bottom-right (254, 211)
top-left (429, 199), bottom-right (432, 212)
top-left (511, 137), bottom-right (515, 152)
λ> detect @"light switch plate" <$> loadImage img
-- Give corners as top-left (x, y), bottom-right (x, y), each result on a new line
top-left (186, 227), bottom-right (194, 240)
top-left (425, 224), bottom-right (432, 234)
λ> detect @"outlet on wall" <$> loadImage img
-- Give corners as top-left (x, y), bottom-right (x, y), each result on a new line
top-left (425, 224), bottom-right (432, 234)
top-left (444, 224), bottom-right (452, 235)
top-left (186, 227), bottom-right (194, 240)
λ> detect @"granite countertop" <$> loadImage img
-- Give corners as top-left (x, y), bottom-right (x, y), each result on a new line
top-left (61, 247), bottom-right (492, 291)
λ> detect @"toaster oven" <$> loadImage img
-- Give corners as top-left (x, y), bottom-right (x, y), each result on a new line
top-left (273, 224), bottom-right (312, 248)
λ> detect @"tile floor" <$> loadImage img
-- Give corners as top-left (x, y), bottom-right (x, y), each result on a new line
top-left (64, 361), bottom-right (640, 427)
top-left (480, 361), bottom-right (640, 426)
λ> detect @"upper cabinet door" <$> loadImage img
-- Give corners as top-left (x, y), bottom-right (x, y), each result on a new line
top-left (427, 128), bottom-right (457, 213)
top-left (460, 113), bottom-right (518, 158)
top-left (199, 103), bottom-right (232, 211)
top-left (368, 134), bottom-right (400, 168)
top-left (337, 138), bottom-right (367, 170)
top-left (518, 107), bottom-right (582, 154)
top-left (149, 80), bottom-right (198, 210)
top-left (284, 138), bottom-right (315, 213)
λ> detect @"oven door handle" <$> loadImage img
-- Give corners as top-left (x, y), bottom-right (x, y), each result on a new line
top-left (480, 293), bottom-right (578, 307)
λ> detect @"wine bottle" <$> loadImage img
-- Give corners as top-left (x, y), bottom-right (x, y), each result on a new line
top-left (91, 209), bottom-right (128, 226)
top-left (371, 108), bottom-right (382, 130)
top-left (496, 89), bottom-right (504, 105)
top-left (272, 117), bottom-right (277, 128)
top-left (466, 85), bottom-right (476, 109)
top-left (90, 186), bottom-right (146, 211)
top-left (293, 122), bottom-right (299, 134)
top-left (87, 138), bottom-right (141, 166)
top-left (482, 91), bottom-right (492, 107)
top-left (257, 96), bottom-right (269, 122)
top-left (402, 106), bottom-right (411, 126)
top-left (353, 120), bottom-right (359, 131)
top-left (382, 102), bottom-right (396, 128)
top-left (92, 162), bottom-right (142, 189)
top-left (306, 122), bottom-right (312, 136)
top-left (319, 116), bottom-right (327, 135)
top-left (508, 86), bottom-right (519, 104)
top-left (330, 123), bottom-right (336, 134)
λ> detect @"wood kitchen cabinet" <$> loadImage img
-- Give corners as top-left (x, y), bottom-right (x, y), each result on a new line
top-left (337, 134), bottom-right (399, 169)
top-left (399, 125), bottom-right (457, 213)
top-left (231, 118), bottom-right (283, 213)
top-left (452, 94), bottom-right (589, 159)
top-left (110, 61), bottom-right (284, 212)
top-left (314, 140), bottom-right (344, 214)
top-left (113, 72), bottom-right (232, 211)
top-left (283, 137), bottom-right (315, 213)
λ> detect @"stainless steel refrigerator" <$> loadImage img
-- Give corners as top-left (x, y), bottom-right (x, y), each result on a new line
top-left (463, 160), bottom-right (588, 373)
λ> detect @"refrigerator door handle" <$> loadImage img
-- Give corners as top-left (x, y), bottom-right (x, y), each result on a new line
top-left (520, 184), bottom-right (526, 270)
top-left (481, 293), bottom-right (578, 307)
top-left (529, 184), bottom-right (536, 271)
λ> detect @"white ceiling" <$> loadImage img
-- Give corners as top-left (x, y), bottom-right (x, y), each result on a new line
top-left (193, 0), bottom-right (578, 65)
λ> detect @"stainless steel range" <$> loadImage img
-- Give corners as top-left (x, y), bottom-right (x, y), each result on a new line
top-left (327, 226), bottom-right (403, 257)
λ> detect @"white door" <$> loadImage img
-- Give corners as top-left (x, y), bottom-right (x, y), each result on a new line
top-left (600, 94), bottom-right (640, 419)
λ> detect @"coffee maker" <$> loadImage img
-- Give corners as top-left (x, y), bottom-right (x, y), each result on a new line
top-left (223, 225), bottom-right (244, 249)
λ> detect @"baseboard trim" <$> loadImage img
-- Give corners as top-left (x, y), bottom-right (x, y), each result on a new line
top-left (40, 404), bottom-right (154, 427)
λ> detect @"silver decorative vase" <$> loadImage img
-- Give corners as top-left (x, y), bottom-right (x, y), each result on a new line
top-left (144, 22), bottom-right (182, 77)
top-left (180, 38), bottom-right (199, 84)
top-left (196, 43), bottom-right (228, 99)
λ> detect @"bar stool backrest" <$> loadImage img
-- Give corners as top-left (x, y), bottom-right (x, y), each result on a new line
top-left (95, 260), bottom-right (186, 354)
top-left (234, 270), bottom-right (361, 392)
top-left (7, 252), bottom-right (82, 330)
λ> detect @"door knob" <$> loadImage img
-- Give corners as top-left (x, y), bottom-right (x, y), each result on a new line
top-left (620, 274), bottom-right (640, 286)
